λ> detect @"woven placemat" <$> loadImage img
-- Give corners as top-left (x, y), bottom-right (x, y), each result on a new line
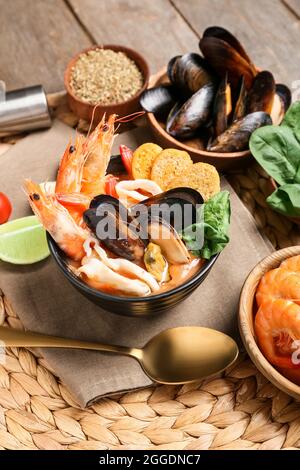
top-left (0, 93), bottom-right (299, 451)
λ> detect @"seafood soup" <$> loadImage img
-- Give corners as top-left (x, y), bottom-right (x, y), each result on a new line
top-left (25, 115), bottom-right (229, 298)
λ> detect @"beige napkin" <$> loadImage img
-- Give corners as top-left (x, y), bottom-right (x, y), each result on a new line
top-left (0, 120), bottom-right (273, 407)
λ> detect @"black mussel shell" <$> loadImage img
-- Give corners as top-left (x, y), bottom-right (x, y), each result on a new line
top-left (247, 71), bottom-right (275, 114)
top-left (167, 55), bottom-right (181, 84)
top-left (140, 84), bottom-right (178, 118)
top-left (276, 84), bottom-right (292, 112)
top-left (84, 195), bottom-right (146, 262)
top-left (270, 84), bottom-right (292, 125)
top-left (199, 36), bottom-right (256, 91)
top-left (166, 83), bottom-right (215, 139)
top-left (130, 188), bottom-right (204, 232)
top-left (167, 52), bottom-right (214, 95)
top-left (213, 73), bottom-right (232, 137)
top-left (202, 26), bottom-right (254, 68)
top-left (207, 111), bottom-right (272, 153)
top-left (232, 76), bottom-right (247, 121)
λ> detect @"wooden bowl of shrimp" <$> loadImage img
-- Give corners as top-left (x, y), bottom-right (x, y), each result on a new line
top-left (239, 246), bottom-right (300, 399)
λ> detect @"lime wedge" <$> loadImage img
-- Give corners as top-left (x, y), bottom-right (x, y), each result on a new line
top-left (0, 216), bottom-right (50, 264)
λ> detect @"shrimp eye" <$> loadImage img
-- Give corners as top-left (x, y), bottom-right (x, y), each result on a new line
top-left (32, 193), bottom-right (40, 201)
top-left (102, 124), bottom-right (109, 132)
top-left (69, 145), bottom-right (76, 153)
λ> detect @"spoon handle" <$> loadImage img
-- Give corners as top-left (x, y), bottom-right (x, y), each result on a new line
top-left (0, 326), bottom-right (142, 360)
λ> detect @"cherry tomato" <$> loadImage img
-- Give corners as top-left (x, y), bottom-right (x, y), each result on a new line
top-left (0, 192), bottom-right (12, 224)
top-left (105, 176), bottom-right (119, 198)
top-left (119, 145), bottom-right (133, 177)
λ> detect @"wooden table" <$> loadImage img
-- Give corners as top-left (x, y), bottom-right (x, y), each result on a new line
top-left (1, 0), bottom-right (300, 93)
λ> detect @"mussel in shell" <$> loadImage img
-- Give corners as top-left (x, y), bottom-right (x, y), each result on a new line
top-left (247, 71), bottom-right (275, 114)
top-left (208, 111), bottom-right (272, 153)
top-left (270, 84), bottom-right (292, 125)
top-left (84, 195), bottom-right (146, 262)
top-left (148, 217), bottom-right (191, 265)
top-left (202, 26), bottom-right (255, 70)
top-left (167, 53), bottom-right (214, 95)
top-left (232, 76), bottom-right (247, 121)
top-left (167, 55), bottom-right (181, 84)
top-left (199, 36), bottom-right (256, 91)
top-left (166, 83), bottom-right (215, 139)
top-left (140, 84), bottom-right (178, 118)
top-left (144, 242), bottom-right (170, 282)
top-left (276, 84), bottom-right (292, 110)
top-left (131, 187), bottom-right (203, 232)
top-left (213, 73), bottom-right (232, 137)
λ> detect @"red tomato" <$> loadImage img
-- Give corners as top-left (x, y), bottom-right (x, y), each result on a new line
top-left (105, 176), bottom-right (119, 198)
top-left (0, 192), bottom-right (12, 224)
top-left (119, 145), bottom-right (133, 176)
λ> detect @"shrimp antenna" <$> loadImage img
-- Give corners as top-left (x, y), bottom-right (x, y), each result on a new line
top-left (86, 104), bottom-right (104, 138)
top-left (116, 111), bottom-right (145, 123)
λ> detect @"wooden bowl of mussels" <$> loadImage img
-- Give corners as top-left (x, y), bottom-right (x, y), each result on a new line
top-left (141, 26), bottom-right (291, 171)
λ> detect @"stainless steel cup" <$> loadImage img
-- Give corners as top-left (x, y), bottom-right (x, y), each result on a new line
top-left (0, 82), bottom-right (52, 136)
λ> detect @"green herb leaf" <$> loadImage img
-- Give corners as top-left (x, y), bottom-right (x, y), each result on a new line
top-left (182, 191), bottom-right (231, 260)
top-left (249, 125), bottom-right (300, 185)
top-left (281, 101), bottom-right (300, 143)
top-left (267, 184), bottom-right (300, 217)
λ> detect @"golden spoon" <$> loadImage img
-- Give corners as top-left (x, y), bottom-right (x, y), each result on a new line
top-left (0, 326), bottom-right (238, 384)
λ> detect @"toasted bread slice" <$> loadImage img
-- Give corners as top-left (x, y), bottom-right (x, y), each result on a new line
top-left (151, 149), bottom-right (193, 190)
top-left (167, 162), bottom-right (220, 201)
top-left (132, 143), bottom-right (162, 180)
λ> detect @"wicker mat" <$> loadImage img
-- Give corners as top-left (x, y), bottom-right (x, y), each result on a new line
top-left (0, 93), bottom-right (299, 451)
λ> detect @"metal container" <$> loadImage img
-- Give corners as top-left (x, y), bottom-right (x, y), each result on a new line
top-left (0, 81), bottom-right (52, 136)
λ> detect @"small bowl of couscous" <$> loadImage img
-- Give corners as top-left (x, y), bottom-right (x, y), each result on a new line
top-left (64, 44), bottom-right (150, 122)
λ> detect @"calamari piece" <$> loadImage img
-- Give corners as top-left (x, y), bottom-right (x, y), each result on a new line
top-left (79, 258), bottom-right (151, 296)
top-left (115, 179), bottom-right (162, 207)
top-left (83, 239), bottom-right (159, 292)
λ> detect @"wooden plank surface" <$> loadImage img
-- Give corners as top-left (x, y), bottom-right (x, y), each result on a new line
top-left (68, 0), bottom-right (198, 72)
top-left (283, 0), bottom-right (300, 17)
top-left (0, 0), bottom-right (91, 92)
top-left (172, 0), bottom-right (300, 86)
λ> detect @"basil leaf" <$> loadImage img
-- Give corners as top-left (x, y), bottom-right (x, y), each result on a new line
top-left (281, 101), bottom-right (300, 143)
top-left (267, 184), bottom-right (300, 217)
top-left (182, 191), bottom-right (231, 260)
top-left (249, 125), bottom-right (300, 185)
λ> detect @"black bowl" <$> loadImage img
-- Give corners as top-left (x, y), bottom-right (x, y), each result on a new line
top-left (47, 234), bottom-right (219, 317)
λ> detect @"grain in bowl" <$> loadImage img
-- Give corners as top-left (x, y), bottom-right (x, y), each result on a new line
top-left (70, 48), bottom-right (144, 106)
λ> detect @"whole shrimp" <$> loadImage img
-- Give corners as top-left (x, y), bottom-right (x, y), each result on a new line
top-left (81, 113), bottom-right (117, 197)
top-left (255, 255), bottom-right (300, 372)
top-left (24, 179), bottom-right (89, 261)
top-left (54, 115), bottom-right (116, 221)
top-left (55, 133), bottom-right (90, 224)
top-left (55, 115), bottom-right (116, 218)
top-left (55, 133), bottom-right (87, 194)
